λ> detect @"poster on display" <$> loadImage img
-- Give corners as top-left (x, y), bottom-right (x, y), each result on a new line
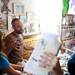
top-left (24, 33), bottom-right (60, 75)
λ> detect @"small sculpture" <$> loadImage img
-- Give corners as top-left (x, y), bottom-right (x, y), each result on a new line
top-left (1, 0), bottom-right (11, 13)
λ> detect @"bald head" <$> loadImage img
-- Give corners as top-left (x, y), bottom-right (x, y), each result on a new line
top-left (11, 18), bottom-right (23, 34)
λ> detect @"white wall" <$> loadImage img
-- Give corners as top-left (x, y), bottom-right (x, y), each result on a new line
top-left (32, 0), bottom-right (62, 35)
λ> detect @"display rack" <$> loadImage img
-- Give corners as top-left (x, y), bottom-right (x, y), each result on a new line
top-left (61, 14), bottom-right (75, 49)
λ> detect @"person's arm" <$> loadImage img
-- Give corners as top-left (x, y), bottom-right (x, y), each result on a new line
top-left (0, 54), bottom-right (21, 75)
top-left (10, 64), bottom-right (24, 71)
top-left (6, 66), bottom-right (22, 75)
top-left (52, 58), bottom-right (63, 75)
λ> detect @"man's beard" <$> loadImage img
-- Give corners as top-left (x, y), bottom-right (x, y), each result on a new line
top-left (16, 29), bottom-right (23, 34)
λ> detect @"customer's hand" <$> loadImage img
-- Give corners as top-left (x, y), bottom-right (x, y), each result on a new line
top-left (14, 70), bottom-right (22, 75)
top-left (6, 66), bottom-right (22, 75)
top-left (52, 58), bottom-right (63, 75)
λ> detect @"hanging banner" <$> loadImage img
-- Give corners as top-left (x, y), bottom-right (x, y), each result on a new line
top-left (62, 0), bottom-right (69, 15)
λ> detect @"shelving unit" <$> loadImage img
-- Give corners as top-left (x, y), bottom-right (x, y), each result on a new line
top-left (60, 14), bottom-right (75, 74)
top-left (61, 14), bottom-right (75, 49)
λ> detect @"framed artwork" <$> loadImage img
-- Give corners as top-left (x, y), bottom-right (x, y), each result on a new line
top-left (13, 2), bottom-right (25, 14)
